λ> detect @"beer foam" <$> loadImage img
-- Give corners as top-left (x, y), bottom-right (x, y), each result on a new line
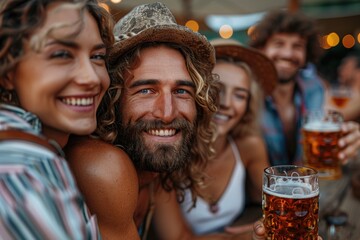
top-left (303, 121), bottom-right (340, 132)
top-left (263, 182), bottom-right (319, 199)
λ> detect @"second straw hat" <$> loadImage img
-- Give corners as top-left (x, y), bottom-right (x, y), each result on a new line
top-left (211, 38), bottom-right (277, 95)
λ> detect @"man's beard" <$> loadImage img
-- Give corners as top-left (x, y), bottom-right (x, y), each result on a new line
top-left (117, 118), bottom-right (196, 173)
top-left (278, 76), bottom-right (294, 84)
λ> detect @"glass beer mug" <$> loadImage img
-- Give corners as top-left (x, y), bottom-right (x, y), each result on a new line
top-left (262, 165), bottom-right (319, 240)
top-left (302, 110), bottom-right (343, 180)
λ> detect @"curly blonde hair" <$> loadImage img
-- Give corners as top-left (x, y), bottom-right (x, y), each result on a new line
top-left (214, 58), bottom-right (263, 140)
top-left (96, 42), bottom-right (219, 202)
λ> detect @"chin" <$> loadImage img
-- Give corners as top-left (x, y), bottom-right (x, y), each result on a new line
top-left (71, 124), bottom-right (96, 136)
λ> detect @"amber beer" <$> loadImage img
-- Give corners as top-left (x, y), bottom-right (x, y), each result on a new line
top-left (262, 166), bottom-right (319, 240)
top-left (329, 84), bottom-right (351, 109)
top-left (331, 96), bottom-right (350, 108)
top-left (302, 112), bottom-right (343, 180)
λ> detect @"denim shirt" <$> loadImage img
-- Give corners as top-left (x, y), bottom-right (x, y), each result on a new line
top-left (261, 64), bottom-right (325, 166)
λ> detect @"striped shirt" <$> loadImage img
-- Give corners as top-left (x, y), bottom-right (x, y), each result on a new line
top-left (261, 63), bottom-right (325, 166)
top-left (0, 104), bottom-right (100, 239)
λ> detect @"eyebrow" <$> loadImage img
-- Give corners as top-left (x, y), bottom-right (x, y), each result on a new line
top-left (129, 79), bottom-right (196, 89)
top-left (45, 39), bottom-right (106, 51)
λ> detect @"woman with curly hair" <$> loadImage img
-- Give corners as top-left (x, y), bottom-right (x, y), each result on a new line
top-left (0, 0), bottom-right (115, 238)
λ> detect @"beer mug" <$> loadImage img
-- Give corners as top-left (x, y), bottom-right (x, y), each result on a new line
top-left (262, 165), bottom-right (319, 240)
top-left (302, 110), bottom-right (343, 180)
top-left (329, 84), bottom-right (352, 109)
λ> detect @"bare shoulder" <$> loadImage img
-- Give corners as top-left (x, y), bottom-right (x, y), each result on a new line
top-left (235, 134), bottom-right (265, 151)
top-left (234, 134), bottom-right (268, 166)
top-left (65, 135), bottom-right (135, 180)
top-left (65, 135), bottom-right (139, 238)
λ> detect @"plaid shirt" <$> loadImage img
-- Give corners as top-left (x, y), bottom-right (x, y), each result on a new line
top-left (0, 104), bottom-right (100, 239)
top-left (261, 64), bottom-right (325, 166)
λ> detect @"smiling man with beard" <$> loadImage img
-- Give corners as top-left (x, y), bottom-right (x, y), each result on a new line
top-left (66, 2), bottom-right (271, 239)
top-left (65, 2), bottom-right (269, 239)
top-left (118, 117), bottom-right (195, 172)
top-left (248, 9), bottom-right (360, 167)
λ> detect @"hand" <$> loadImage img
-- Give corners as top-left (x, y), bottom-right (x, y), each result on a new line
top-left (250, 220), bottom-right (323, 240)
top-left (338, 121), bottom-right (360, 163)
top-left (251, 220), bottom-right (265, 240)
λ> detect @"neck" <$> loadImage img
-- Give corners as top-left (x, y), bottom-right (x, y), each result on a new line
top-left (212, 134), bottom-right (228, 160)
top-left (137, 170), bottom-right (158, 188)
top-left (272, 81), bottom-right (296, 107)
top-left (42, 127), bottom-right (69, 148)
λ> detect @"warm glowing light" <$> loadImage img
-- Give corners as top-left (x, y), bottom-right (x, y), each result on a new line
top-left (111, 0), bottom-right (122, 3)
top-left (185, 20), bottom-right (199, 32)
top-left (99, 3), bottom-right (110, 12)
top-left (247, 25), bottom-right (255, 36)
top-left (326, 32), bottom-right (340, 47)
top-left (357, 33), bottom-right (360, 44)
top-left (320, 35), bottom-right (331, 49)
top-left (342, 34), bottom-right (355, 48)
top-left (219, 25), bottom-right (233, 39)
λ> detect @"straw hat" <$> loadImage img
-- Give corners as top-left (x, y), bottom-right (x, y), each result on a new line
top-left (109, 2), bottom-right (215, 73)
top-left (210, 38), bottom-right (277, 95)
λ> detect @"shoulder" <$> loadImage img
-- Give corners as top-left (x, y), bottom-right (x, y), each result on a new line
top-left (65, 136), bottom-right (139, 238)
top-left (234, 134), bottom-right (265, 150)
top-left (64, 135), bottom-right (137, 190)
top-left (234, 135), bottom-right (268, 166)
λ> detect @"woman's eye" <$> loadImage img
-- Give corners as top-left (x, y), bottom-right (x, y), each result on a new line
top-left (50, 50), bottom-right (71, 59)
top-left (235, 94), bottom-right (248, 100)
top-left (92, 53), bottom-right (106, 61)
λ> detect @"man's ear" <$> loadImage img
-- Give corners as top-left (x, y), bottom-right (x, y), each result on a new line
top-left (1, 72), bottom-right (15, 90)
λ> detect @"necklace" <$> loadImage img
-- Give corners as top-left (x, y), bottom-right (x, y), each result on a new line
top-left (209, 200), bottom-right (219, 214)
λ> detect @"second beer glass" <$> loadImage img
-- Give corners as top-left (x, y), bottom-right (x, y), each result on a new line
top-left (302, 110), bottom-right (343, 179)
top-left (262, 165), bottom-right (319, 240)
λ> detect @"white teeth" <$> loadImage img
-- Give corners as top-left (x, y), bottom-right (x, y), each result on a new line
top-left (148, 129), bottom-right (176, 137)
top-left (214, 113), bottom-right (229, 121)
top-left (61, 97), bottom-right (94, 106)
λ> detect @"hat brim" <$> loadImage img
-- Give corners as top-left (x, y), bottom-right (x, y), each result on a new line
top-left (109, 24), bottom-right (215, 73)
top-left (212, 42), bottom-right (277, 95)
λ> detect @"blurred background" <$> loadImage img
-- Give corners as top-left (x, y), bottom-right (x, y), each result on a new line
top-left (101, 0), bottom-right (360, 83)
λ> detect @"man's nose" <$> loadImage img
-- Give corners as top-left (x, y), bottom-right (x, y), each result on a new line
top-left (152, 92), bottom-right (178, 123)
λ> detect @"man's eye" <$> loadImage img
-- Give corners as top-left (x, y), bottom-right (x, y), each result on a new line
top-left (176, 89), bottom-right (189, 94)
top-left (139, 89), bottom-right (151, 94)
top-left (50, 50), bottom-right (71, 59)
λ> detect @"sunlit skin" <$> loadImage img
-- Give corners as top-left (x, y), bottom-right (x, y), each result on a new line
top-left (260, 33), bottom-right (306, 84)
top-left (6, 3), bottom-right (109, 147)
top-left (119, 45), bottom-right (197, 152)
top-left (212, 62), bottom-right (250, 137)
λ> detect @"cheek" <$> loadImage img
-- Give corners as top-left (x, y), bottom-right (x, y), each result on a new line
top-left (179, 100), bottom-right (197, 122)
top-left (234, 101), bottom-right (247, 119)
top-left (98, 68), bottom-right (111, 90)
top-left (119, 98), bottom-right (146, 123)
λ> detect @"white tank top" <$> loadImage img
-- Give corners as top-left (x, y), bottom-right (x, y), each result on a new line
top-left (180, 137), bottom-right (246, 234)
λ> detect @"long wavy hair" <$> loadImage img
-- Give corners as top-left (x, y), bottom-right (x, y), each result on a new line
top-left (249, 9), bottom-right (322, 63)
top-left (0, 0), bottom-right (114, 105)
top-left (215, 58), bottom-right (263, 139)
top-left (96, 42), bottom-right (219, 203)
